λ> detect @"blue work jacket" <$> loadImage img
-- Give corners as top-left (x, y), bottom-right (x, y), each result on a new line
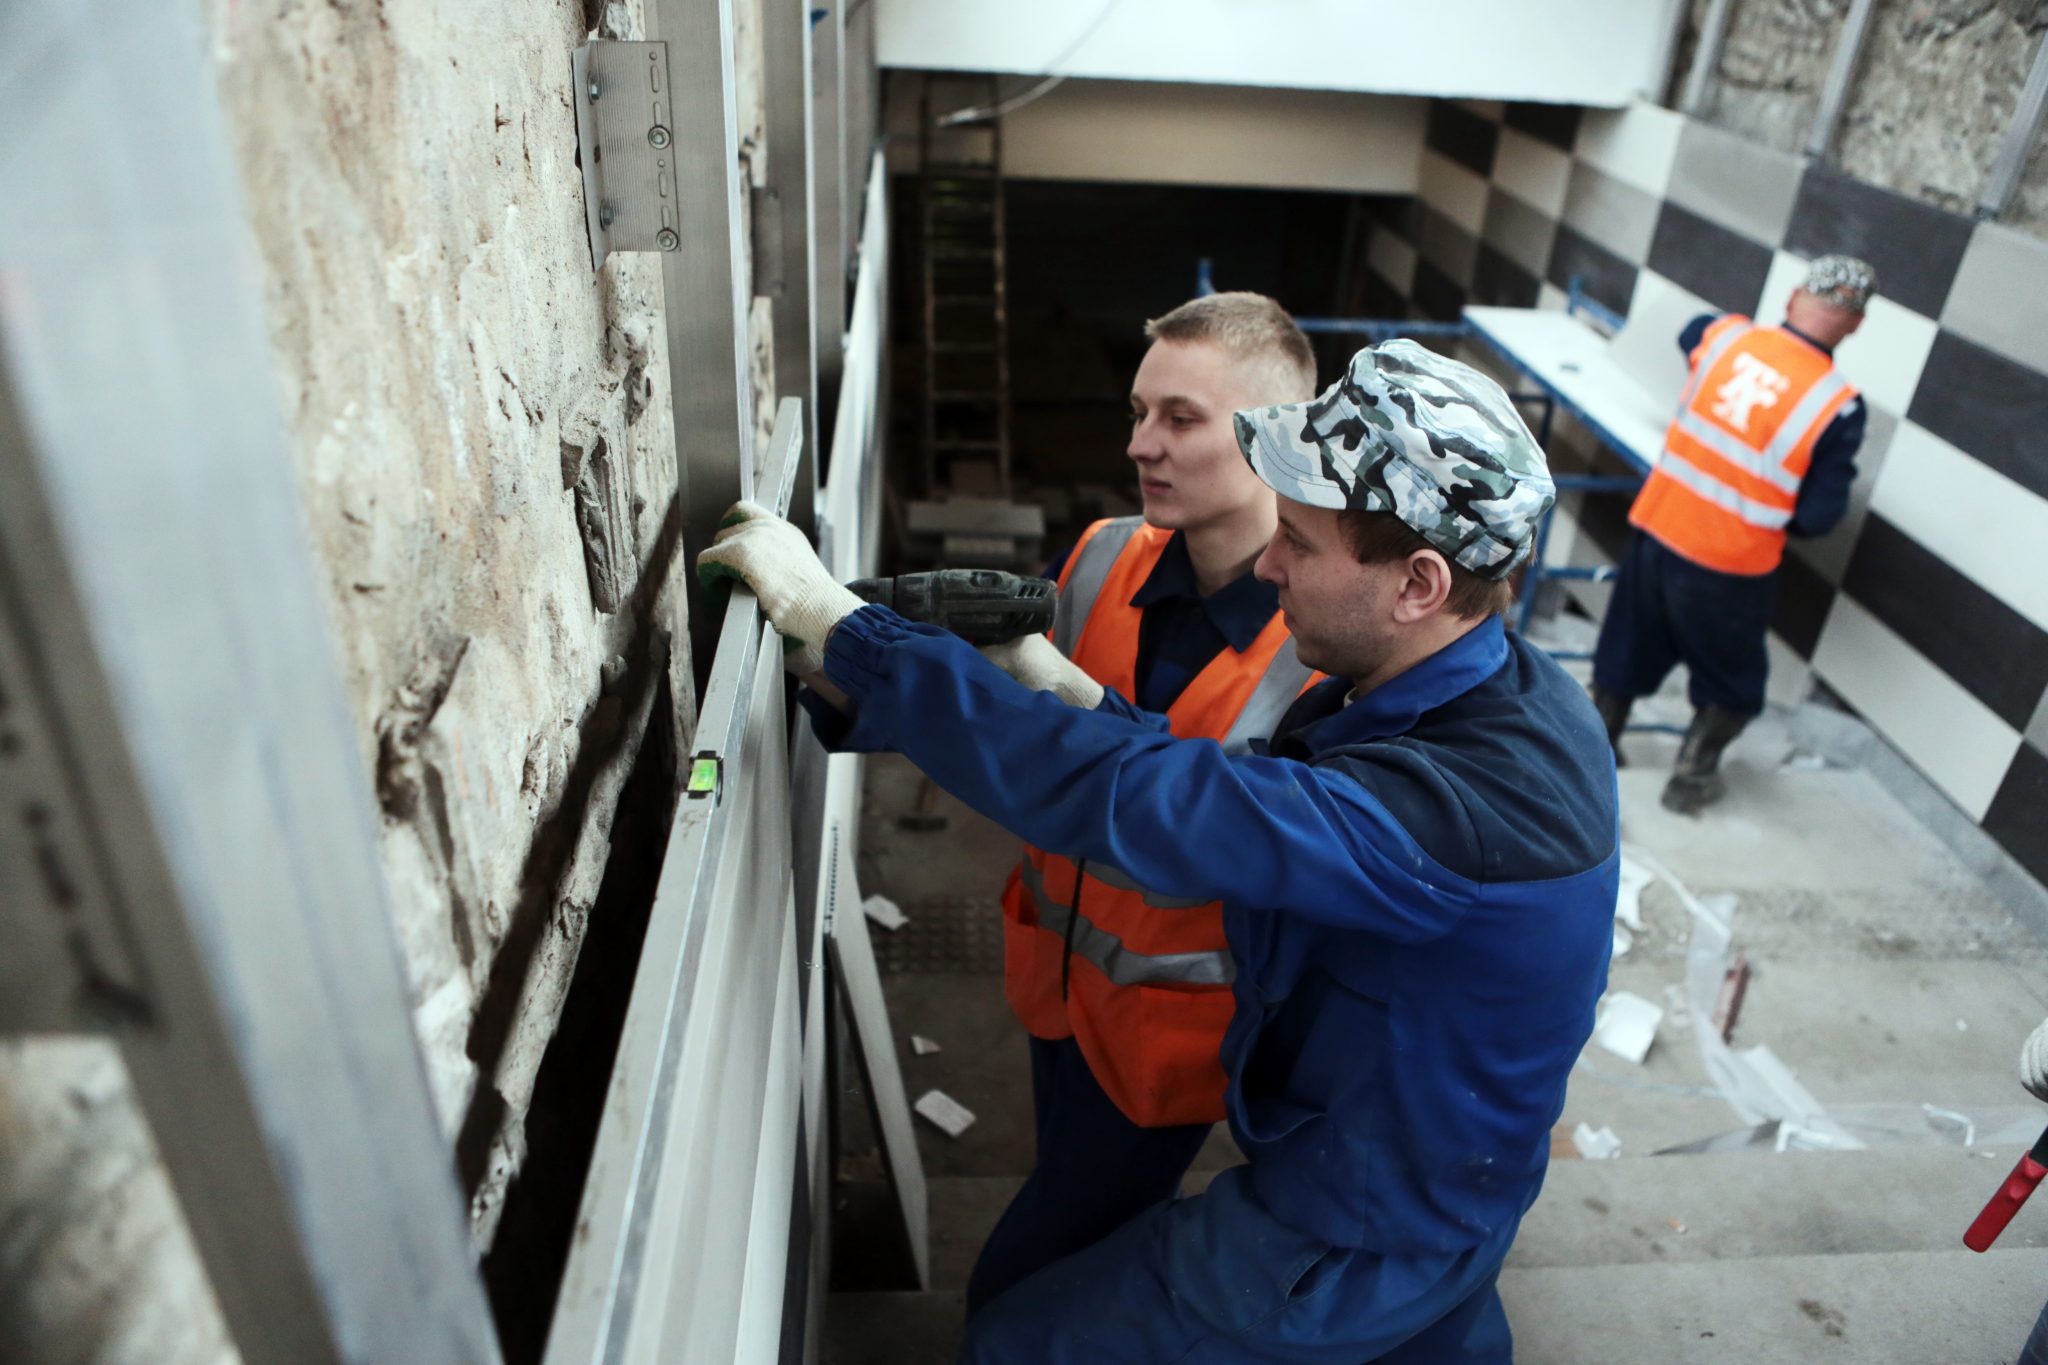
top-left (810, 607), bottom-right (1618, 1256)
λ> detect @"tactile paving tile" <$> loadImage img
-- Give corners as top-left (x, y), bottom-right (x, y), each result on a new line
top-left (871, 896), bottom-right (1005, 975)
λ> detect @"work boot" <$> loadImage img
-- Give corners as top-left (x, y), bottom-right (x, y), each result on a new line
top-left (1589, 687), bottom-right (1632, 768)
top-left (1661, 707), bottom-right (1749, 815)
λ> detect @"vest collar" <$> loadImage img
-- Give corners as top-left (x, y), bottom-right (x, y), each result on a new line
top-left (1779, 321), bottom-right (1836, 357)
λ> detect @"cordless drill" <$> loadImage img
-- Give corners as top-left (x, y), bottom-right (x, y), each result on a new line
top-left (844, 570), bottom-right (1057, 646)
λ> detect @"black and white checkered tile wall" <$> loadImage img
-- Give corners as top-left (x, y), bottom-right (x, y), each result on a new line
top-left (1360, 97), bottom-right (2048, 889)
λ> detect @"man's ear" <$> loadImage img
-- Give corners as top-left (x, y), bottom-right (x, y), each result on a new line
top-left (1393, 549), bottom-right (1454, 623)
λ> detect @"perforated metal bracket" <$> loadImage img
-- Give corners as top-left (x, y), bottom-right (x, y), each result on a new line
top-left (571, 41), bottom-right (682, 269)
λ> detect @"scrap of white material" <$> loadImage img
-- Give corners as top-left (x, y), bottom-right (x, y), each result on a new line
top-left (911, 1035), bottom-right (941, 1056)
top-left (863, 894), bottom-right (908, 931)
top-left (1921, 1103), bottom-right (1976, 1147)
top-left (1594, 991), bottom-right (1664, 1065)
top-left (914, 1089), bottom-right (976, 1137)
top-left (1572, 1122), bottom-right (1622, 1159)
top-left (1614, 854), bottom-right (1651, 933)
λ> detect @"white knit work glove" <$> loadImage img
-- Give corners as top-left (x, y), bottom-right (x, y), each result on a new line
top-left (2021, 1017), bottom-right (2048, 1103)
top-left (979, 633), bottom-right (1104, 710)
top-left (697, 501), bottom-right (862, 676)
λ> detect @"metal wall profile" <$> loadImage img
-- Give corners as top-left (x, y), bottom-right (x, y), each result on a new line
top-left (547, 148), bottom-right (893, 1365)
top-left (0, 3), bottom-right (502, 1361)
top-left (762, 0), bottom-right (824, 532)
top-left (1980, 30), bottom-right (2048, 220)
top-left (1679, 0), bottom-right (1735, 118)
top-left (645, 0), bottom-right (758, 674)
top-left (542, 400), bottom-right (804, 1365)
top-left (814, 3), bottom-right (850, 394)
top-left (1803, 0), bottom-right (1876, 160)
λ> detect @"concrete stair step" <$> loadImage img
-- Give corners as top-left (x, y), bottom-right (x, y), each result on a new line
top-left (823, 1290), bottom-right (963, 1365)
top-left (826, 1249), bottom-right (2048, 1364)
top-left (920, 1147), bottom-right (2044, 1290)
top-left (1498, 1247), bottom-right (2048, 1363)
top-left (1514, 1146), bottom-right (2048, 1268)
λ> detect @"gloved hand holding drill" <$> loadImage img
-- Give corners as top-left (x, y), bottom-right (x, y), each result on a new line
top-left (696, 501), bottom-right (1100, 707)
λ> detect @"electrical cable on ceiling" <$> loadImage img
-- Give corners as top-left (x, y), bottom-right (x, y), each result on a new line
top-left (932, 0), bottom-right (1127, 127)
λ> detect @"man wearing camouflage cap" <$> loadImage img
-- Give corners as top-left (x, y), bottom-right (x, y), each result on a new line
top-left (700, 340), bottom-right (1618, 1362)
top-left (1593, 255), bottom-right (1874, 813)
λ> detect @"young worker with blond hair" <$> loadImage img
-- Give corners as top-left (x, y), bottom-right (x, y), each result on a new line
top-left (974, 291), bottom-right (1322, 1313)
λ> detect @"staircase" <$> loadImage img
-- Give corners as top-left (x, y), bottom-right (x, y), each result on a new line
top-left (822, 732), bottom-right (2048, 1362)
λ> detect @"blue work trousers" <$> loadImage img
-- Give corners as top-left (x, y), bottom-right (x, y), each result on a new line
top-left (965, 1034), bottom-right (1212, 1316)
top-left (1592, 530), bottom-right (1777, 717)
top-left (960, 1164), bottom-right (1514, 1363)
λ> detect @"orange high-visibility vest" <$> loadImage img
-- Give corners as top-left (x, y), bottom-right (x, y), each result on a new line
top-left (1631, 315), bottom-right (1858, 576)
top-left (998, 516), bottom-right (1321, 1128)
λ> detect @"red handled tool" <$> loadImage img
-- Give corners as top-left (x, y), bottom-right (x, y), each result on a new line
top-left (1965, 1124), bottom-right (2048, 1251)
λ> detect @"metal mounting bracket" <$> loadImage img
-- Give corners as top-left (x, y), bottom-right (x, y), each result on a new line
top-left (571, 41), bottom-right (682, 269)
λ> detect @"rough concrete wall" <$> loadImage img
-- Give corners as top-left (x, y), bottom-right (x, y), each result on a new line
top-left (1671, 0), bottom-right (2039, 236)
top-left (1836, 0), bottom-right (2048, 220)
top-left (0, 1041), bottom-right (235, 1365)
top-left (1697, 0), bottom-right (1850, 156)
top-left (0, 0), bottom-right (785, 1359)
top-left (207, 0), bottom-right (687, 1250)
top-left (1672, 0), bottom-right (2048, 237)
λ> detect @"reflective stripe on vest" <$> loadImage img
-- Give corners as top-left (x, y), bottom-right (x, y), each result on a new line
top-left (1019, 860), bottom-right (1235, 986)
top-left (1052, 516), bottom-right (1146, 657)
top-left (1085, 858), bottom-right (1210, 908)
top-left (1220, 635), bottom-right (1314, 755)
top-left (1651, 447), bottom-right (1795, 529)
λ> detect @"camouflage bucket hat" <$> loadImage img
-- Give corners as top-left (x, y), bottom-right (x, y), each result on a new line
top-left (1232, 340), bottom-right (1555, 579)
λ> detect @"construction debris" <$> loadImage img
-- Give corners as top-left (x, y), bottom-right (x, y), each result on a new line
top-left (1571, 1122), bottom-right (1622, 1160)
top-left (1711, 953), bottom-right (1750, 1043)
top-left (1594, 991), bottom-right (1664, 1065)
top-left (913, 1089), bottom-right (976, 1138)
top-left (862, 894), bottom-right (909, 932)
top-left (911, 1035), bottom-right (941, 1056)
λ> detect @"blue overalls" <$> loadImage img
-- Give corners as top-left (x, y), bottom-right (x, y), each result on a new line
top-left (810, 608), bottom-right (1619, 1361)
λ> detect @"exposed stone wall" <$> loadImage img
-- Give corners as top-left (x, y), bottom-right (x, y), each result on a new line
top-left (1671, 0), bottom-right (2048, 237)
top-left (0, 0), bottom-right (781, 1360)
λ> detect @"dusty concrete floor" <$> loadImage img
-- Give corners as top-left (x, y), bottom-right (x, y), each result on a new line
top-left (825, 665), bottom-right (2048, 1363)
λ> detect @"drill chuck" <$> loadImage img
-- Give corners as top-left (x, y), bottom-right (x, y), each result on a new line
top-left (844, 570), bottom-right (1057, 646)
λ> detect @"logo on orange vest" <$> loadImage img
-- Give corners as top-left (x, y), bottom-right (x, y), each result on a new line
top-left (1709, 353), bottom-right (1790, 434)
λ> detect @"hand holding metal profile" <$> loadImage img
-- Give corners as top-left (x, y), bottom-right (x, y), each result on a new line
top-left (697, 501), bottom-right (862, 675)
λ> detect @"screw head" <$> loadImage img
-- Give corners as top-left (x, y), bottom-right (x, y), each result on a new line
top-left (587, 79), bottom-right (600, 101)
top-left (648, 124), bottom-right (672, 149)
top-left (657, 228), bottom-right (680, 251)
top-left (599, 205), bottom-right (615, 229)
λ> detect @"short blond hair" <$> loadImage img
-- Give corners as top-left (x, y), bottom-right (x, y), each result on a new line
top-left (1143, 292), bottom-right (1317, 406)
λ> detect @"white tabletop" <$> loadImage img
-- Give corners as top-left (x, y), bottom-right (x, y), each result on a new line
top-left (1462, 306), bottom-right (1673, 474)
